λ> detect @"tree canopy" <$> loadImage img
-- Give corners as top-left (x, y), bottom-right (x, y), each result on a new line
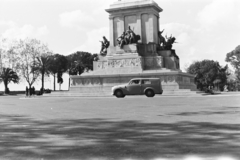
top-left (225, 45), bottom-right (240, 81)
top-left (187, 60), bottom-right (229, 91)
top-left (67, 51), bottom-right (98, 75)
top-left (0, 39), bottom-right (20, 73)
top-left (16, 38), bottom-right (50, 88)
top-left (48, 54), bottom-right (68, 91)
top-left (36, 53), bottom-right (53, 93)
top-left (1, 38), bottom-right (99, 91)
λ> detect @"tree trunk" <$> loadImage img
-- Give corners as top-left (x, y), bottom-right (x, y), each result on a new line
top-left (28, 83), bottom-right (32, 96)
top-left (42, 71), bottom-right (44, 94)
top-left (53, 73), bottom-right (56, 91)
top-left (59, 83), bottom-right (61, 91)
top-left (4, 80), bottom-right (8, 94)
top-left (69, 77), bottom-right (70, 91)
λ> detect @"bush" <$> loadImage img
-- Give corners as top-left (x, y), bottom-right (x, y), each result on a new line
top-left (44, 89), bottom-right (51, 93)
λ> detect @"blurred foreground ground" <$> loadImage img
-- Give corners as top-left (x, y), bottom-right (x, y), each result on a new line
top-left (0, 92), bottom-right (240, 160)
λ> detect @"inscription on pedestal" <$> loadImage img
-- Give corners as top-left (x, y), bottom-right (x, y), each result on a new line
top-left (96, 57), bottom-right (142, 69)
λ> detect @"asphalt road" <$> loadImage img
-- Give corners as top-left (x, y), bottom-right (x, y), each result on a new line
top-left (0, 93), bottom-right (240, 160)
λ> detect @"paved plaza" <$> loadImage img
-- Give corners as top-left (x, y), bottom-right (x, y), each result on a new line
top-left (0, 93), bottom-right (240, 160)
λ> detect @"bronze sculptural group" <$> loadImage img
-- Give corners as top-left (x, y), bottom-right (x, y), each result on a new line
top-left (164, 35), bottom-right (176, 50)
top-left (117, 26), bottom-right (140, 49)
top-left (158, 30), bottom-right (166, 49)
top-left (158, 29), bottom-right (179, 69)
top-left (99, 28), bottom-right (176, 57)
top-left (158, 29), bottom-right (176, 50)
top-left (100, 36), bottom-right (110, 56)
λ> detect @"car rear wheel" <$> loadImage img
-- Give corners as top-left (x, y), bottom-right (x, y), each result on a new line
top-left (115, 90), bottom-right (125, 98)
top-left (145, 89), bottom-right (155, 97)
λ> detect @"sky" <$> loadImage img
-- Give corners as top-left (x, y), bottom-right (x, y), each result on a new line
top-left (0, 0), bottom-right (240, 91)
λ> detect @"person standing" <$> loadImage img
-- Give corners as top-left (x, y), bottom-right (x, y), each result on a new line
top-left (29, 87), bottom-right (32, 96)
top-left (32, 86), bottom-right (35, 96)
top-left (25, 86), bottom-right (29, 97)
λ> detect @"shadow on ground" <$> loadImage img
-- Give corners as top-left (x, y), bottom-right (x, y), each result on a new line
top-left (0, 114), bottom-right (239, 160)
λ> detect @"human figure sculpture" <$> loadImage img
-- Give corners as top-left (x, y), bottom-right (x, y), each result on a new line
top-left (157, 30), bottom-right (179, 69)
top-left (158, 30), bottom-right (176, 51)
top-left (164, 35), bottom-right (176, 50)
top-left (117, 32), bottom-right (126, 49)
top-left (116, 26), bottom-right (140, 49)
top-left (125, 26), bottom-right (133, 43)
top-left (126, 26), bottom-right (140, 44)
top-left (100, 36), bottom-right (110, 56)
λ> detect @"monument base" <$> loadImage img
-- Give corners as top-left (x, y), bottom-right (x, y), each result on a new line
top-left (158, 50), bottom-right (180, 70)
top-left (68, 70), bottom-right (197, 96)
top-left (67, 44), bottom-right (196, 96)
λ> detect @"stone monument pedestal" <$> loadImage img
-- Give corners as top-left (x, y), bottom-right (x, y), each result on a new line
top-left (67, 0), bottom-right (197, 96)
top-left (69, 43), bottom-right (196, 96)
top-left (158, 50), bottom-right (180, 70)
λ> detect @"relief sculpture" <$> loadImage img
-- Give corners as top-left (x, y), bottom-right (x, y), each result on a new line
top-left (97, 61), bottom-right (108, 69)
top-left (107, 58), bottom-right (141, 68)
top-left (145, 58), bottom-right (153, 67)
top-left (97, 62), bottom-right (102, 69)
top-left (155, 57), bottom-right (163, 67)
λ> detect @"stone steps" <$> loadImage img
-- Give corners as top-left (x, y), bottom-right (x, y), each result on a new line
top-left (162, 89), bottom-right (197, 95)
top-left (44, 89), bottom-right (201, 97)
top-left (44, 92), bottom-right (112, 97)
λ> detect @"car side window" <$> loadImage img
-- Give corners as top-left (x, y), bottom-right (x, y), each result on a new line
top-left (142, 80), bottom-right (151, 84)
top-left (130, 80), bottom-right (140, 85)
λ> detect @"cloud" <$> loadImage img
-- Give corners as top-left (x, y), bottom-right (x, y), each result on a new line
top-left (160, 23), bottom-right (198, 45)
top-left (195, 0), bottom-right (240, 65)
top-left (160, 23), bottom-right (198, 54)
top-left (161, 23), bottom-right (191, 33)
top-left (67, 27), bottom-right (109, 54)
top-left (159, 0), bottom-right (240, 70)
top-left (197, 0), bottom-right (240, 29)
top-left (59, 10), bottom-right (96, 30)
top-left (0, 20), bottom-right (15, 28)
top-left (36, 26), bottom-right (49, 37)
top-left (0, 20), bottom-right (49, 40)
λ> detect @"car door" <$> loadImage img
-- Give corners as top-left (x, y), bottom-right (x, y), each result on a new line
top-left (126, 80), bottom-right (141, 95)
top-left (141, 79), bottom-right (151, 93)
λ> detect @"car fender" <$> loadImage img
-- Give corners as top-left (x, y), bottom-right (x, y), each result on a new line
top-left (113, 87), bottom-right (128, 95)
top-left (144, 87), bottom-right (155, 93)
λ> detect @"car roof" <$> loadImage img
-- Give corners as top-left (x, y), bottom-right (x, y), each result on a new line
top-left (131, 78), bottom-right (160, 80)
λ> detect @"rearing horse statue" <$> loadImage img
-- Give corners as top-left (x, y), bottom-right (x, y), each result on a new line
top-left (158, 30), bottom-right (166, 48)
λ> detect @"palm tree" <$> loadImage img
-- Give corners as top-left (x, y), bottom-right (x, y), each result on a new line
top-left (36, 54), bottom-right (52, 94)
top-left (0, 67), bottom-right (19, 94)
top-left (48, 54), bottom-right (68, 91)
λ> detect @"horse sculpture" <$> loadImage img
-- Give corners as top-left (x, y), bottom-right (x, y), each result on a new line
top-left (158, 30), bottom-right (166, 49)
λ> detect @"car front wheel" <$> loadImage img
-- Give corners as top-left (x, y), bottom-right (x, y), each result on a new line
top-left (115, 90), bottom-right (125, 98)
top-left (145, 89), bottom-right (155, 97)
